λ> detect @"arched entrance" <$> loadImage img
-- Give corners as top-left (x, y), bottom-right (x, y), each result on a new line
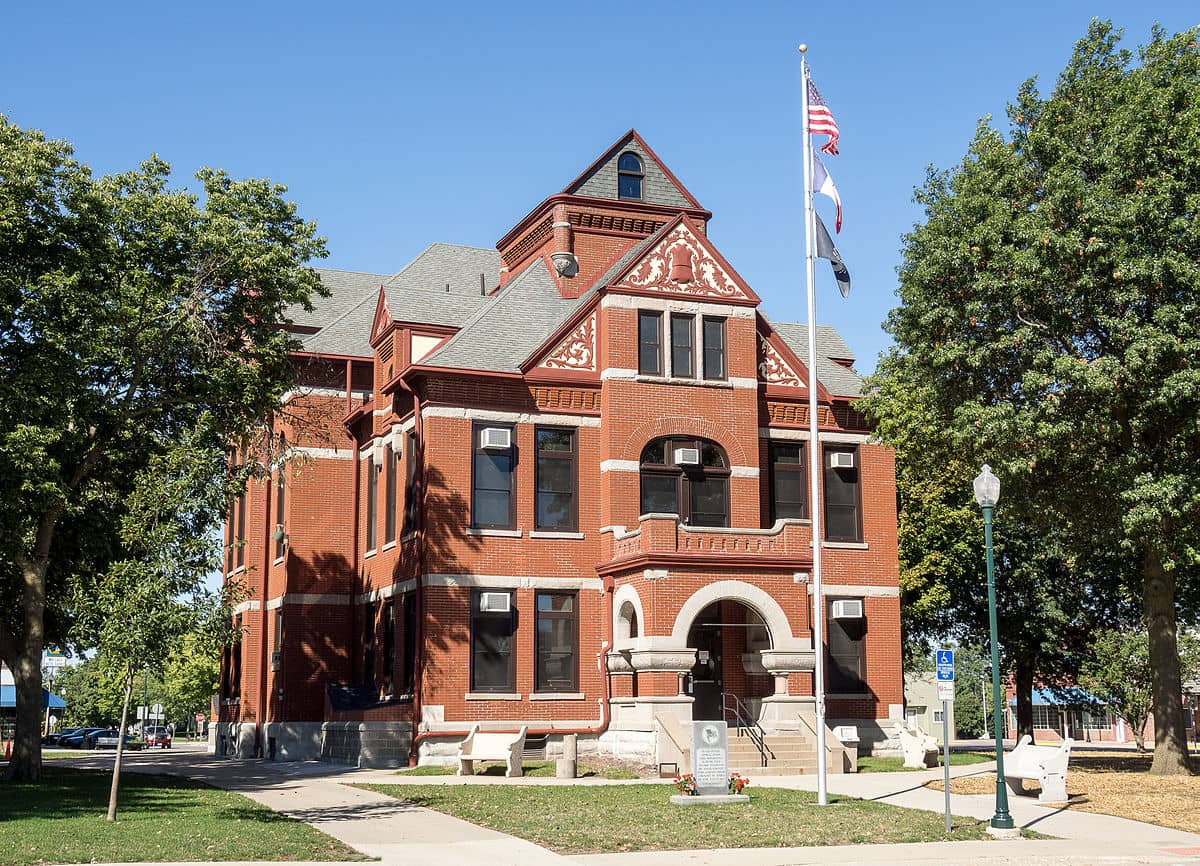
top-left (685, 600), bottom-right (773, 722)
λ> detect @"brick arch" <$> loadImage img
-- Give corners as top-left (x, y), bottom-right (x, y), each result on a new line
top-left (619, 415), bottom-right (748, 466)
top-left (670, 580), bottom-right (791, 647)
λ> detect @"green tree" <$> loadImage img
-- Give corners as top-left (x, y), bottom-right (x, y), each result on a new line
top-left (949, 644), bottom-right (990, 740)
top-left (162, 631), bottom-right (221, 729)
top-left (0, 115), bottom-right (326, 782)
top-left (864, 22), bottom-right (1200, 773)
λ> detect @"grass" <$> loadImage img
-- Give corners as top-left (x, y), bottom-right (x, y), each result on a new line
top-left (359, 782), bottom-right (990, 853)
top-left (858, 752), bottom-right (994, 773)
top-left (395, 760), bottom-right (640, 780)
top-left (0, 766), bottom-right (367, 865)
top-left (927, 750), bottom-right (1200, 834)
top-left (38, 751), bottom-right (79, 760)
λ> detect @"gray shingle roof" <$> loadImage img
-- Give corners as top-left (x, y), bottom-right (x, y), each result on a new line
top-left (566, 135), bottom-right (695, 209)
top-left (769, 321), bottom-right (863, 398)
top-left (420, 260), bottom-right (580, 373)
top-left (290, 268), bottom-right (387, 331)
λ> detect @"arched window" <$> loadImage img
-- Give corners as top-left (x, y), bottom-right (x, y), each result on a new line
top-left (639, 436), bottom-right (730, 527)
top-left (617, 151), bottom-right (643, 200)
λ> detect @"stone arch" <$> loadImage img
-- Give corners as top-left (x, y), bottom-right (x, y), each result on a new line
top-left (612, 583), bottom-right (644, 647)
top-left (670, 580), bottom-right (792, 647)
top-left (619, 415), bottom-right (748, 467)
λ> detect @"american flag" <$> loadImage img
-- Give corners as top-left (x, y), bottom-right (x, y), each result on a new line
top-left (807, 77), bottom-right (840, 156)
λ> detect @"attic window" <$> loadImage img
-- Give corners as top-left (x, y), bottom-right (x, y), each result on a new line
top-left (618, 152), bottom-right (643, 200)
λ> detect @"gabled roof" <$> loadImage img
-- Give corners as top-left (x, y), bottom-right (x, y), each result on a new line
top-left (294, 269), bottom-right (388, 357)
top-left (563, 130), bottom-right (703, 210)
top-left (290, 268), bottom-right (388, 332)
top-left (768, 321), bottom-right (863, 398)
top-left (419, 259), bottom-right (582, 374)
top-left (380, 243), bottom-right (500, 324)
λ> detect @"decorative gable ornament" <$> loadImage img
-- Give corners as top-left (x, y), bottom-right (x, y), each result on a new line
top-left (758, 333), bottom-right (803, 387)
top-left (613, 222), bottom-right (752, 302)
top-left (539, 312), bottom-right (596, 372)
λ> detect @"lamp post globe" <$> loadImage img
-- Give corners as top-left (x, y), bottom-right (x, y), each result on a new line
top-left (975, 463), bottom-right (1013, 831)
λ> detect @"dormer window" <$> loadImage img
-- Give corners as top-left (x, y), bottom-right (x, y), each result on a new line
top-left (618, 152), bottom-right (643, 200)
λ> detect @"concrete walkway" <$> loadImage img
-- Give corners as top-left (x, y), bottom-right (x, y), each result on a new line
top-left (56, 749), bottom-right (1200, 866)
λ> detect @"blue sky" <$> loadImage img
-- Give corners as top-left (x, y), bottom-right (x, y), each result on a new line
top-left (4, 2), bottom-right (1197, 373)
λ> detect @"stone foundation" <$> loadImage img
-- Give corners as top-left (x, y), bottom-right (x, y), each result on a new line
top-left (320, 721), bottom-right (413, 768)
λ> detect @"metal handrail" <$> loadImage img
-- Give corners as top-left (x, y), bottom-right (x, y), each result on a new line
top-left (721, 692), bottom-right (773, 767)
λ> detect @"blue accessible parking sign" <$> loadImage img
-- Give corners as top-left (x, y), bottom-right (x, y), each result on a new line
top-left (936, 649), bottom-right (954, 681)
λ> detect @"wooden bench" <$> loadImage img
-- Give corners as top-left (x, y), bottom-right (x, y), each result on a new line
top-left (456, 724), bottom-right (528, 778)
top-left (895, 720), bottom-right (939, 769)
top-left (1004, 734), bottom-right (1072, 802)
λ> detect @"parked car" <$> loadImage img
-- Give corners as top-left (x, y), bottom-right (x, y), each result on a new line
top-left (144, 726), bottom-right (172, 748)
top-left (94, 731), bottom-right (141, 750)
top-left (60, 727), bottom-right (108, 749)
top-left (42, 727), bottom-right (84, 746)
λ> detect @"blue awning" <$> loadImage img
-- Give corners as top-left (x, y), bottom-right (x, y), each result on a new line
top-left (1008, 687), bottom-right (1098, 707)
top-left (0, 686), bottom-right (66, 709)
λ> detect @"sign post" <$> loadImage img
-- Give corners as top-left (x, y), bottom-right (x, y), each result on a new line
top-left (936, 649), bottom-right (955, 833)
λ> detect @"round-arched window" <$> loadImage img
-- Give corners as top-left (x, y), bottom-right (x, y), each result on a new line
top-left (617, 151), bottom-right (643, 200)
top-left (639, 436), bottom-right (729, 527)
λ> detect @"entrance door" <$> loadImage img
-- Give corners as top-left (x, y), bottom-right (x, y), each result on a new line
top-left (688, 620), bottom-right (723, 721)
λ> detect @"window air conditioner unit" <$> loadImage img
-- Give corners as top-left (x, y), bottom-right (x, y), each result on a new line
top-left (479, 592), bottom-right (511, 613)
top-left (831, 599), bottom-right (864, 620)
top-left (674, 447), bottom-right (700, 466)
top-left (480, 427), bottom-right (512, 450)
top-left (829, 451), bottom-right (856, 470)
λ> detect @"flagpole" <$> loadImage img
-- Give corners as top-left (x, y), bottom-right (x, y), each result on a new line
top-left (799, 43), bottom-right (829, 808)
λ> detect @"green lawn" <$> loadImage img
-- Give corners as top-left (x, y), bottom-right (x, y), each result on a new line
top-left (858, 752), bottom-right (994, 773)
top-left (396, 761), bottom-right (639, 780)
top-left (359, 782), bottom-right (990, 853)
top-left (0, 767), bottom-right (367, 865)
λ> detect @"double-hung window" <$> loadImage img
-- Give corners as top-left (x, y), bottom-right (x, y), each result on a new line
top-left (384, 443), bottom-right (397, 545)
top-left (382, 601), bottom-right (395, 694)
top-left (826, 598), bottom-right (867, 694)
top-left (235, 488), bottom-right (246, 569)
top-left (768, 442), bottom-right (807, 523)
top-left (401, 594), bottom-right (417, 694)
top-left (670, 314), bottom-right (694, 378)
top-left (274, 472), bottom-right (286, 560)
top-left (362, 607), bottom-right (375, 688)
top-left (702, 317), bottom-right (726, 380)
top-left (638, 311), bottom-right (662, 375)
top-left (402, 432), bottom-right (418, 536)
top-left (471, 590), bottom-right (515, 692)
top-left (823, 446), bottom-right (862, 542)
top-left (639, 436), bottom-right (730, 527)
top-left (535, 592), bottom-right (578, 692)
top-left (472, 423), bottom-right (516, 529)
top-left (535, 427), bottom-right (577, 531)
top-left (365, 453), bottom-right (379, 552)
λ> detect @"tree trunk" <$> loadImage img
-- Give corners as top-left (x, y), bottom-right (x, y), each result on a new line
top-left (1143, 547), bottom-right (1191, 774)
top-left (107, 664), bottom-right (134, 821)
top-left (3, 559), bottom-right (48, 782)
top-left (1014, 656), bottom-right (1034, 743)
top-left (1125, 712), bottom-right (1147, 752)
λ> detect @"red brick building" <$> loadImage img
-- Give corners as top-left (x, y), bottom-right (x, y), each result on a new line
top-left (215, 131), bottom-right (904, 768)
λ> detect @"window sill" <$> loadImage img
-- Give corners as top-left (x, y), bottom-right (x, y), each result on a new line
top-left (464, 692), bottom-right (522, 701)
top-left (401, 531), bottom-right (417, 543)
top-left (272, 557), bottom-right (284, 566)
top-left (823, 541), bottom-right (868, 550)
top-left (633, 374), bottom-right (735, 390)
top-left (465, 528), bottom-right (522, 538)
top-left (530, 530), bottom-right (584, 540)
top-left (530, 691), bottom-right (585, 701)
top-left (364, 549), bottom-right (377, 559)
top-left (381, 541), bottom-right (397, 552)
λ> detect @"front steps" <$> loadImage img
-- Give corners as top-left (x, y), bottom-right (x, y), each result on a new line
top-left (726, 731), bottom-right (848, 775)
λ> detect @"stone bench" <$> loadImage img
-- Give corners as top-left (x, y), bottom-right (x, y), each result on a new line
top-left (1004, 734), bottom-right (1072, 802)
top-left (895, 720), bottom-right (939, 769)
top-left (457, 724), bottom-right (528, 778)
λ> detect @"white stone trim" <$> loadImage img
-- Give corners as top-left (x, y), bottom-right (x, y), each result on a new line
top-left (600, 459), bottom-right (639, 473)
top-left (600, 369), bottom-right (755, 390)
top-left (357, 578), bottom-right (418, 604)
top-left (613, 583), bottom-right (645, 647)
top-left (381, 541), bottom-right (397, 552)
top-left (807, 584), bottom-right (899, 598)
top-left (530, 692), bottom-right (585, 701)
top-left (600, 295), bottom-right (755, 318)
top-left (670, 580), bottom-right (799, 648)
top-left (424, 574), bottom-right (604, 591)
top-left (729, 465), bottom-right (759, 478)
top-left (643, 568), bottom-right (668, 580)
top-left (372, 403), bottom-right (393, 417)
top-left (759, 427), bottom-right (872, 445)
top-left (289, 446), bottom-right (354, 461)
top-left (232, 600), bottom-right (261, 614)
top-left (464, 692), bottom-right (523, 701)
top-left (265, 593), bottom-right (351, 609)
top-left (422, 406), bottom-right (601, 427)
top-left (464, 528), bottom-right (522, 538)
top-left (281, 386), bottom-right (344, 402)
top-left (823, 541), bottom-right (869, 550)
top-left (529, 530), bottom-right (585, 540)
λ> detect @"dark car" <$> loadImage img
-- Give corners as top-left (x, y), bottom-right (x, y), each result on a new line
top-left (42, 727), bottom-right (84, 746)
top-left (144, 726), bottom-right (172, 748)
top-left (60, 727), bottom-right (108, 749)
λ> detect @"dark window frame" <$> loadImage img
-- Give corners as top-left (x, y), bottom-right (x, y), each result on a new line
top-left (702, 316), bottom-right (727, 381)
top-left (274, 471), bottom-right (286, 560)
top-left (235, 488), bottom-right (246, 569)
top-left (471, 422), bottom-right (517, 530)
top-left (670, 313), bottom-right (695, 378)
top-left (362, 604), bottom-right (376, 688)
top-left (535, 426), bottom-right (578, 531)
top-left (617, 151), bottom-right (644, 200)
top-left (825, 597), bottom-right (868, 695)
top-left (384, 442), bottom-right (397, 545)
top-left (637, 310), bottom-right (663, 375)
top-left (382, 600), bottom-right (395, 695)
top-left (470, 589), bottom-right (516, 693)
top-left (365, 454), bottom-right (379, 552)
top-left (230, 614), bottom-right (243, 699)
top-left (822, 445), bottom-right (863, 543)
top-left (401, 593), bottom-right (417, 695)
top-left (535, 591), bottom-right (579, 693)
top-left (768, 441), bottom-right (808, 523)
top-left (638, 436), bottom-right (730, 527)
top-left (402, 432), bottom-right (418, 537)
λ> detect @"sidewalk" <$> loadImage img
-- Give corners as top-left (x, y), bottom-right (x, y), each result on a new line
top-left (59, 749), bottom-right (1200, 866)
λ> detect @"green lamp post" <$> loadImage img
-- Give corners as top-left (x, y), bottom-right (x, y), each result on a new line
top-left (974, 463), bottom-right (1014, 831)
